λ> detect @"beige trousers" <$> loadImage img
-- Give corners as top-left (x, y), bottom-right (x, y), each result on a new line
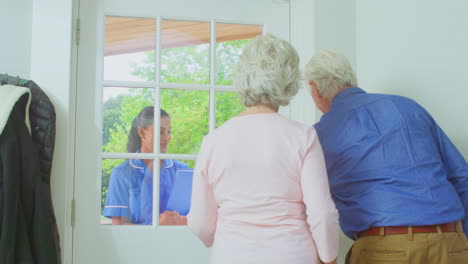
top-left (345, 221), bottom-right (468, 264)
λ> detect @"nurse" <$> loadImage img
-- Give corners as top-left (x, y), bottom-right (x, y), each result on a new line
top-left (103, 106), bottom-right (189, 225)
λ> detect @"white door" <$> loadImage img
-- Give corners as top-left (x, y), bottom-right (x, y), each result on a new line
top-left (74, 0), bottom-right (291, 263)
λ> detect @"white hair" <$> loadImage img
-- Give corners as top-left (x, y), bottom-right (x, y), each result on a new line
top-left (234, 34), bottom-right (300, 107)
top-left (304, 50), bottom-right (357, 99)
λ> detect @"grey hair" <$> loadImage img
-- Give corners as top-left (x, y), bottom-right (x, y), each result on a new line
top-left (234, 34), bottom-right (301, 107)
top-left (304, 50), bottom-right (358, 99)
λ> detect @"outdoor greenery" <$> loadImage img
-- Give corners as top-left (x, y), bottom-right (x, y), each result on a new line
top-left (100, 39), bottom-right (250, 211)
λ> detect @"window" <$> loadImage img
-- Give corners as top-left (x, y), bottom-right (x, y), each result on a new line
top-left (100, 16), bottom-right (262, 226)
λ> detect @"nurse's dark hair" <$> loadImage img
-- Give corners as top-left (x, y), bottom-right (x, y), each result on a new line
top-left (126, 106), bottom-right (170, 153)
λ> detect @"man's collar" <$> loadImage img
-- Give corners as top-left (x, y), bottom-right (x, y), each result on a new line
top-left (331, 87), bottom-right (365, 107)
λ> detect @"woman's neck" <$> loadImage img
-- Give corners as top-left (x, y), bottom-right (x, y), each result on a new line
top-left (238, 103), bottom-right (279, 116)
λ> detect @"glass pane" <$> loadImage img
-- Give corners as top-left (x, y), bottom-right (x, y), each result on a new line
top-left (159, 159), bottom-right (194, 226)
top-left (216, 91), bottom-right (246, 127)
top-left (101, 158), bottom-right (154, 226)
top-left (161, 20), bottom-right (210, 84)
top-left (216, 23), bottom-right (263, 85)
top-left (102, 87), bottom-right (154, 153)
top-left (104, 16), bottom-right (156, 82)
top-left (161, 89), bottom-right (209, 154)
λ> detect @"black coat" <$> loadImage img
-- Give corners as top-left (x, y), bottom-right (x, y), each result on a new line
top-left (0, 86), bottom-right (60, 264)
top-left (25, 80), bottom-right (56, 188)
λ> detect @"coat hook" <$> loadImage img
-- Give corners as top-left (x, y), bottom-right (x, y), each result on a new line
top-left (1, 74), bottom-right (9, 85)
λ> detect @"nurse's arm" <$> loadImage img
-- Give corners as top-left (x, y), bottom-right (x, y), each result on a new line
top-left (111, 216), bottom-right (135, 225)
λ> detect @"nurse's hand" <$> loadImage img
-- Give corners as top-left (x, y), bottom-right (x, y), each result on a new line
top-left (111, 216), bottom-right (134, 225)
top-left (177, 216), bottom-right (187, 225)
top-left (159, 211), bottom-right (182, 225)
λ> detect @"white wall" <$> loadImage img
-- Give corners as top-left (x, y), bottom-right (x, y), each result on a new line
top-left (315, 0), bottom-right (355, 65)
top-left (1, 0), bottom-right (75, 263)
top-left (355, 0), bottom-right (468, 159)
top-left (290, 0), bottom-right (317, 125)
top-left (30, 0), bottom-right (75, 263)
top-left (0, 0), bottom-right (33, 78)
top-left (314, 0), bottom-right (356, 123)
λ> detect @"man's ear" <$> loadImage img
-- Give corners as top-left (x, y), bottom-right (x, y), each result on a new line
top-left (308, 81), bottom-right (322, 98)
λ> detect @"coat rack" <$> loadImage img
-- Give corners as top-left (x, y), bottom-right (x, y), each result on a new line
top-left (0, 73), bottom-right (30, 86)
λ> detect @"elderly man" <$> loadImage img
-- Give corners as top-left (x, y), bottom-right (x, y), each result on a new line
top-left (305, 50), bottom-right (468, 264)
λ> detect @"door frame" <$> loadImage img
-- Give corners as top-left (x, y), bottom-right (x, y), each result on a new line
top-left (65, 0), bottom-right (316, 263)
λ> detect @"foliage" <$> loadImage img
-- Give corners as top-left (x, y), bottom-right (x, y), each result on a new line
top-left (102, 95), bottom-right (125, 146)
top-left (216, 40), bottom-right (249, 85)
top-left (101, 39), bottom-right (250, 210)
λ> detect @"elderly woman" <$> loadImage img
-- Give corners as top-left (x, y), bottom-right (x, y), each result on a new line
top-left (188, 34), bottom-right (339, 264)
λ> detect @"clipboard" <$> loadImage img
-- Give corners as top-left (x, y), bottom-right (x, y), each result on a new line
top-left (166, 169), bottom-right (194, 216)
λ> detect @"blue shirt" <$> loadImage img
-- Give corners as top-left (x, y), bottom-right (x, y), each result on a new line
top-left (103, 159), bottom-right (188, 224)
top-left (314, 87), bottom-right (468, 239)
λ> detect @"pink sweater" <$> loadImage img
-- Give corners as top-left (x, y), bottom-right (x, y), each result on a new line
top-left (188, 113), bottom-right (339, 264)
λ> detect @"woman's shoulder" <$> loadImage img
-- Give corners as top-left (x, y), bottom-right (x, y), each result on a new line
top-left (208, 113), bottom-right (316, 137)
top-left (213, 113), bottom-right (286, 130)
top-left (112, 160), bottom-right (132, 172)
top-left (264, 113), bottom-right (317, 137)
top-left (108, 160), bottom-right (135, 182)
top-left (294, 121), bottom-right (318, 139)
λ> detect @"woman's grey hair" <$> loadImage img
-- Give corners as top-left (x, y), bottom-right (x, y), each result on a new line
top-left (304, 50), bottom-right (358, 99)
top-left (234, 34), bottom-right (300, 107)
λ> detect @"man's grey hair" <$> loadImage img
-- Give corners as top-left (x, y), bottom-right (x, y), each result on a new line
top-left (304, 50), bottom-right (358, 99)
top-left (234, 34), bottom-right (300, 107)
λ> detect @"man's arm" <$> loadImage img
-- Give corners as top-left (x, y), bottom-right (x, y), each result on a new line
top-left (434, 124), bottom-right (468, 235)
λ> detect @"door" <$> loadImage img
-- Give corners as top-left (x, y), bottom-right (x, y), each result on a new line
top-left (74, 0), bottom-right (291, 263)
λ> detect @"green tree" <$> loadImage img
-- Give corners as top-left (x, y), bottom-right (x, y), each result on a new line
top-left (102, 95), bottom-right (126, 146)
top-left (216, 40), bottom-right (250, 85)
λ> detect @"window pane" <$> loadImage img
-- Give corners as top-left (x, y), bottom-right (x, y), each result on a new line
top-left (216, 91), bottom-right (246, 127)
top-left (101, 158), bottom-right (154, 226)
top-left (102, 87), bottom-right (155, 153)
top-left (215, 23), bottom-right (263, 85)
top-left (104, 16), bottom-right (156, 82)
top-left (161, 20), bottom-right (210, 84)
top-left (161, 89), bottom-right (209, 154)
